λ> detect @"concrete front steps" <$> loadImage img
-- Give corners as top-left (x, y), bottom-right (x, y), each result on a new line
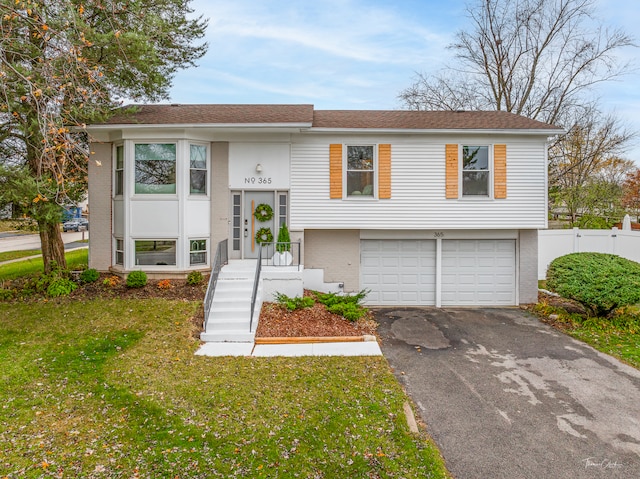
top-left (200, 261), bottom-right (262, 343)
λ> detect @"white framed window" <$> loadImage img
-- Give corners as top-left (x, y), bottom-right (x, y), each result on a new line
top-left (189, 144), bottom-right (207, 195)
top-left (114, 145), bottom-right (124, 196)
top-left (134, 240), bottom-right (176, 266)
top-left (115, 238), bottom-right (124, 265)
top-left (190, 239), bottom-right (207, 265)
top-left (345, 145), bottom-right (375, 197)
top-left (461, 145), bottom-right (491, 197)
top-left (134, 143), bottom-right (177, 194)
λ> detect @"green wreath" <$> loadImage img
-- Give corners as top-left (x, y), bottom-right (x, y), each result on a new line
top-left (254, 203), bottom-right (273, 222)
top-left (255, 227), bottom-right (273, 244)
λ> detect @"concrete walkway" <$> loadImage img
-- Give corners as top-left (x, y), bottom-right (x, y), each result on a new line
top-left (375, 307), bottom-right (640, 479)
top-left (196, 340), bottom-right (382, 357)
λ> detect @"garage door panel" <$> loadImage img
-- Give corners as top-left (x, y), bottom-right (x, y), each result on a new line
top-left (361, 240), bottom-right (436, 306)
top-left (442, 239), bottom-right (516, 306)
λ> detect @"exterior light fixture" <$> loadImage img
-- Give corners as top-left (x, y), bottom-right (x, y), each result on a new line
top-left (256, 163), bottom-right (263, 173)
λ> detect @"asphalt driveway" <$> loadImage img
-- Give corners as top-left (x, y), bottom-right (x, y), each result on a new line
top-left (374, 307), bottom-right (640, 479)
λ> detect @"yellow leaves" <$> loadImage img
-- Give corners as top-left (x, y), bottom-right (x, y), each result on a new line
top-left (32, 194), bottom-right (48, 203)
top-left (114, 30), bottom-right (121, 38)
top-left (78, 5), bottom-right (85, 15)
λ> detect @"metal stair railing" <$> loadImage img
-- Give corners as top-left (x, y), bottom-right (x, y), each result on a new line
top-left (249, 245), bottom-right (263, 332)
top-left (203, 239), bottom-right (228, 331)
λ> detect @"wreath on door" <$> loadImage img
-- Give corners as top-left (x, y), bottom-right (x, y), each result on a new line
top-left (255, 227), bottom-right (273, 244)
top-left (254, 203), bottom-right (273, 221)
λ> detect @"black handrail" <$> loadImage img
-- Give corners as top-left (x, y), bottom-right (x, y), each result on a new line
top-left (249, 244), bottom-right (263, 332)
top-left (203, 239), bottom-right (228, 331)
top-left (257, 241), bottom-right (301, 270)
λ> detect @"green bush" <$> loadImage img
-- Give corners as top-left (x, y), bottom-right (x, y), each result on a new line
top-left (0, 289), bottom-right (15, 301)
top-left (275, 223), bottom-right (291, 253)
top-left (546, 253), bottom-right (640, 316)
top-left (274, 292), bottom-right (315, 310)
top-left (47, 278), bottom-right (78, 297)
top-left (575, 214), bottom-right (613, 230)
top-left (79, 268), bottom-right (100, 283)
top-left (126, 271), bottom-right (148, 288)
top-left (186, 270), bottom-right (204, 286)
top-left (314, 290), bottom-right (369, 322)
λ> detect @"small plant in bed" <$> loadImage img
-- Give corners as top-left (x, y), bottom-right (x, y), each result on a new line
top-left (314, 289), bottom-right (369, 322)
top-left (274, 292), bottom-right (315, 310)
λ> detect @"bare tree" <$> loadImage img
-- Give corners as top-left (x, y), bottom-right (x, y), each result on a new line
top-left (548, 108), bottom-right (635, 222)
top-left (399, 0), bottom-right (634, 125)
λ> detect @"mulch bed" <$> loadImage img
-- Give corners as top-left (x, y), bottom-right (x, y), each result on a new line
top-left (255, 300), bottom-right (377, 338)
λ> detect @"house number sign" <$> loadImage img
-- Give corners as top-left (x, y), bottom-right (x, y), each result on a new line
top-left (244, 177), bottom-right (273, 185)
top-left (433, 232), bottom-right (445, 238)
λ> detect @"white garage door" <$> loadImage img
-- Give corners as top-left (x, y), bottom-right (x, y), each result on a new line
top-left (361, 240), bottom-right (436, 305)
top-left (441, 240), bottom-right (516, 306)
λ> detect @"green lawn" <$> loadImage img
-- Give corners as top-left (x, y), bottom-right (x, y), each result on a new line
top-left (0, 249), bottom-right (41, 263)
top-left (0, 248), bottom-right (87, 281)
top-left (0, 298), bottom-right (449, 478)
top-left (534, 302), bottom-right (640, 369)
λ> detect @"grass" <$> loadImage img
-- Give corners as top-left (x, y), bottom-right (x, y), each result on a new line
top-left (0, 298), bottom-right (449, 478)
top-left (0, 248), bottom-right (87, 281)
top-left (0, 249), bottom-right (41, 263)
top-left (534, 302), bottom-right (640, 369)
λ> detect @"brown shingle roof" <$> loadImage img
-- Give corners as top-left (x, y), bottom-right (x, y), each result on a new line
top-left (104, 104), bottom-right (315, 125)
top-left (312, 110), bottom-right (560, 130)
top-left (100, 104), bottom-right (561, 131)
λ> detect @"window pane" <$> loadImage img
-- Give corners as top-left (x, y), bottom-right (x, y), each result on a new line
top-left (463, 171), bottom-right (489, 196)
top-left (135, 144), bottom-right (176, 194)
top-left (190, 145), bottom-right (207, 168)
top-left (116, 251), bottom-right (124, 265)
top-left (135, 240), bottom-right (176, 265)
top-left (115, 171), bottom-right (123, 196)
top-left (190, 239), bottom-right (206, 252)
top-left (463, 146), bottom-right (488, 171)
top-left (116, 145), bottom-right (124, 169)
top-left (347, 171), bottom-right (374, 196)
top-left (190, 252), bottom-right (207, 265)
top-left (190, 170), bottom-right (207, 194)
top-left (347, 146), bottom-right (374, 170)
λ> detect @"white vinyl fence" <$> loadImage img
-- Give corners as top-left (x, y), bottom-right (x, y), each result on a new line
top-left (538, 227), bottom-right (640, 280)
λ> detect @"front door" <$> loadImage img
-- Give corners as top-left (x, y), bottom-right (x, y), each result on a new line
top-left (243, 191), bottom-right (275, 259)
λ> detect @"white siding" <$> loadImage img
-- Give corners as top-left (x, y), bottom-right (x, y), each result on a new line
top-left (290, 135), bottom-right (548, 230)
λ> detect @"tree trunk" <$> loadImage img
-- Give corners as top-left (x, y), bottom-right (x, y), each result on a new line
top-left (39, 219), bottom-right (67, 273)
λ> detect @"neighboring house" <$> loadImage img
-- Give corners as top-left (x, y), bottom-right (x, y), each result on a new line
top-left (86, 104), bottom-right (561, 307)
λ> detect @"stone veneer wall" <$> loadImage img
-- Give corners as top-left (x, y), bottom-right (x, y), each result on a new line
top-left (87, 142), bottom-right (112, 271)
top-left (519, 229), bottom-right (538, 304)
top-left (303, 229), bottom-right (360, 292)
top-left (210, 142), bottom-right (230, 248)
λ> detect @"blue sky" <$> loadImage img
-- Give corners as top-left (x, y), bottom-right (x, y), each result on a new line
top-left (169, 0), bottom-right (640, 160)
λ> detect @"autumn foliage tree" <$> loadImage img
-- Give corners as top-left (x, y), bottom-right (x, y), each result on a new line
top-left (0, 0), bottom-right (207, 272)
top-left (622, 169), bottom-right (640, 221)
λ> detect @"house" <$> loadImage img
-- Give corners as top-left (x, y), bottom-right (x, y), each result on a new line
top-left (86, 104), bottom-right (561, 307)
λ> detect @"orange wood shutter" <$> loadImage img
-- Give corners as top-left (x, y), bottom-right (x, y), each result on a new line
top-left (329, 144), bottom-right (342, 199)
top-left (494, 144), bottom-right (507, 199)
top-left (445, 144), bottom-right (458, 199)
top-left (378, 144), bottom-right (391, 199)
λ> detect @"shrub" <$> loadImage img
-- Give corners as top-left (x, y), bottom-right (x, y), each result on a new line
top-left (79, 268), bottom-right (99, 283)
top-left (126, 271), bottom-right (147, 288)
top-left (276, 223), bottom-right (291, 253)
top-left (0, 289), bottom-right (15, 301)
top-left (546, 253), bottom-right (640, 316)
top-left (186, 270), bottom-right (204, 286)
top-left (575, 214), bottom-right (613, 230)
top-left (47, 278), bottom-right (78, 297)
top-left (157, 279), bottom-right (173, 290)
top-left (314, 290), bottom-right (369, 322)
top-left (274, 292), bottom-right (315, 310)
